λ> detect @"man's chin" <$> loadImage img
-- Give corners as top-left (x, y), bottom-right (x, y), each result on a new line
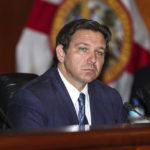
top-left (82, 76), bottom-right (97, 83)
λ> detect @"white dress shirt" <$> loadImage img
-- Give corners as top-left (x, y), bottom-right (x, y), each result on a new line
top-left (58, 68), bottom-right (91, 125)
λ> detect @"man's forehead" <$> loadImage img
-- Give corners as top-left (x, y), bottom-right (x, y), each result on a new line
top-left (71, 29), bottom-right (105, 41)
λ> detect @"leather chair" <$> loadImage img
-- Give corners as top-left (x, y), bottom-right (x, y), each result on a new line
top-left (130, 65), bottom-right (150, 115)
top-left (0, 73), bottom-right (38, 129)
top-left (134, 83), bottom-right (150, 115)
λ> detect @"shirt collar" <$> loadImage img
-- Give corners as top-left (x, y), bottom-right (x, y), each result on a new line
top-left (58, 68), bottom-right (88, 104)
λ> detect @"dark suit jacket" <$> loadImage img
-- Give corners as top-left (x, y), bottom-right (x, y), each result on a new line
top-left (8, 67), bottom-right (128, 129)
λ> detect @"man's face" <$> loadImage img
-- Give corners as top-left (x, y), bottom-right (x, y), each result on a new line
top-left (57, 29), bottom-right (106, 90)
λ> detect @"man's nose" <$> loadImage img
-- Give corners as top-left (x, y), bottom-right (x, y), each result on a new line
top-left (88, 52), bottom-right (96, 64)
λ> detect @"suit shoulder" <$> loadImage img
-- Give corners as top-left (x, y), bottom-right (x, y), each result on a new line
top-left (89, 80), bottom-right (121, 97)
top-left (20, 67), bottom-right (59, 92)
top-left (90, 80), bottom-right (114, 90)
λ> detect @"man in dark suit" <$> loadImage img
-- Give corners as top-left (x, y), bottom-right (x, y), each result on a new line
top-left (8, 19), bottom-right (128, 129)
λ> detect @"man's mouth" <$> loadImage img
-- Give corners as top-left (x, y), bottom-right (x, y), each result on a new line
top-left (83, 68), bottom-right (95, 73)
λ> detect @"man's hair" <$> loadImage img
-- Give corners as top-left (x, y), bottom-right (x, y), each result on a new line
top-left (52, 19), bottom-right (111, 66)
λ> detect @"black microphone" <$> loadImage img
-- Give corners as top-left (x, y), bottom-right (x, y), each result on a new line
top-left (0, 108), bottom-right (13, 129)
top-left (124, 102), bottom-right (144, 117)
top-left (124, 102), bottom-right (150, 123)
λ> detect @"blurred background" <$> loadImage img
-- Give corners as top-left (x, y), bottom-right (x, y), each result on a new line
top-left (0, 0), bottom-right (150, 74)
top-left (0, 0), bottom-right (34, 74)
top-left (0, 0), bottom-right (150, 103)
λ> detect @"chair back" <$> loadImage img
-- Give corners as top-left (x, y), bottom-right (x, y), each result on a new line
top-left (0, 73), bottom-right (38, 129)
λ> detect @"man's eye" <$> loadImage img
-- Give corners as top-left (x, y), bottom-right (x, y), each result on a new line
top-left (79, 47), bottom-right (87, 51)
top-left (96, 51), bottom-right (104, 56)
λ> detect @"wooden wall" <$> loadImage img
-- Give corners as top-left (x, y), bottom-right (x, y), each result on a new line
top-left (0, 0), bottom-right (34, 74)
top-left (0, 0), bottom-right (150, 74)
top-left (136, 0), bottom-right (150, 34)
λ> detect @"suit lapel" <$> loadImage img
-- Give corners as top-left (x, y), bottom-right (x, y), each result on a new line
top-left (88, 83), bottom-right (107, 125)
top-left (51, 67), bottom-right (79, 125)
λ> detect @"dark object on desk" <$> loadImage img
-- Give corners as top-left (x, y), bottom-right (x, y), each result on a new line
top-left (130, 65), bottom-right (150, 114)
top-left (135, 83), bottom-right (150, 114)
top-left (0, 73), bottom-right (38, 129)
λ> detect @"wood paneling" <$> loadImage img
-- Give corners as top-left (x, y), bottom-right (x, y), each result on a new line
top-left (136, 0), bottom-right (150, 34)
top-left (0, 0), bottom-right (34, 74)
top-left (0, 124), bottom-right (150, 150)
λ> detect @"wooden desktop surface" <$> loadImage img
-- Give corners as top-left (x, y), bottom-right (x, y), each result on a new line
top-left (0, 123), bottom-right (150, 150)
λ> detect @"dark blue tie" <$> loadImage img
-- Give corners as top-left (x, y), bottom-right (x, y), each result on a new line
top-left (78, 93), bottom-right (88, 126)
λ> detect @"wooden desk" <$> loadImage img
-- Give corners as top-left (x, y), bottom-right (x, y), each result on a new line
top-left (0, 124), bottom-right (150, 150)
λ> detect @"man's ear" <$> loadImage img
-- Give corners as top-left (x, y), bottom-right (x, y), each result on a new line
top-left (56, 44), bottom-right (65, 63)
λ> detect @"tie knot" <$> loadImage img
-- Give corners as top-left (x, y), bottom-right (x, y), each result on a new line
top-left (78, 93), bottom-right (85, 105)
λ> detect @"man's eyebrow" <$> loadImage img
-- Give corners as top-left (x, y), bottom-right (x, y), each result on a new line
top-left (75, 42), bottom-right (89, 46)
top-left (98, 47), bottom-right (105, 51)
top-left (75, 42), bottom-right (106, 50)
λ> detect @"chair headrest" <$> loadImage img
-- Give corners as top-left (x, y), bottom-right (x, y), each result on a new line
top-left (0, 73), bottom-right (38, 113)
